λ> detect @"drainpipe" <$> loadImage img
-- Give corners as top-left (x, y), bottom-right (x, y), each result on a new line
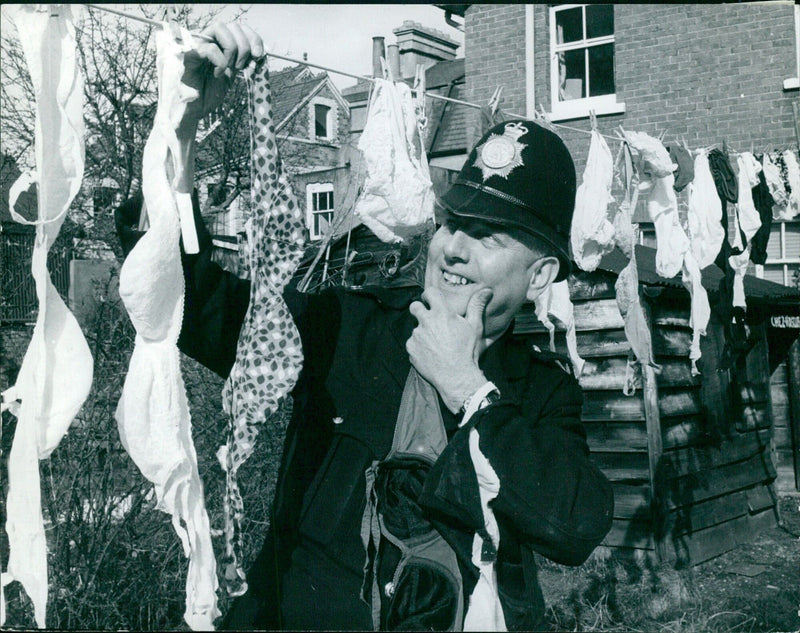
top-left (444, 10), bottom-right (463, 32)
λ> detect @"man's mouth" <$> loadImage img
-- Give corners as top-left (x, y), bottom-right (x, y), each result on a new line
top-left (442, 270), bottom-right (471, 286)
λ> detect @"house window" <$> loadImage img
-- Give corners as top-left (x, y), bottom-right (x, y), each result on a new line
top-left (753, 220), bottom-right (800, 287)
top-left (306, 183), bottom-right (335, 240)
top-left (549, 4), bottom-right (625, 121)
top-left (310, 97), bottom-right (337, 142)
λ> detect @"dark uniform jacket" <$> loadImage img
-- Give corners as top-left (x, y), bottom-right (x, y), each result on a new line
top-left (116, 196), bottom-right (614, 631)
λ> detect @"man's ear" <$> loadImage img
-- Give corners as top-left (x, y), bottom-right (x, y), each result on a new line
top-left (525, 256), bottom-right (560, 302)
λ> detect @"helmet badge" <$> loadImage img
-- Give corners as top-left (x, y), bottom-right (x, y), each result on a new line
top-left (473, 122), bottom-right (527, 181)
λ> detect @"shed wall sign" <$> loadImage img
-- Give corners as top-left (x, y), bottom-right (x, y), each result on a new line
top-left (770, 315), bottom-right (800, 329)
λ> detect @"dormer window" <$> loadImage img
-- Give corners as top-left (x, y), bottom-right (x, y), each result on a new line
top-left (315, 104), bottom-right (331, 138)
top-left (309, 97), bottom-right (337, 142)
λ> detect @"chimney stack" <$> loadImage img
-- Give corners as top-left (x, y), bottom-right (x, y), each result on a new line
top-left (392, 21), bottom-right (459, 80)
top-left (372, 36), bottom-right (386, 78)
top-left (387, 44), bottom-right (400, 80)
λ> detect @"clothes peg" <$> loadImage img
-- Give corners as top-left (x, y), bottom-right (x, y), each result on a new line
top-left (537, 104), bottom-right (552, 127)
top-left (413, 64), bottom-right (427, 132)
top-left (488, 86), bottom-right (504, 117)
top-left (589, 109), bottom-right (597, 132)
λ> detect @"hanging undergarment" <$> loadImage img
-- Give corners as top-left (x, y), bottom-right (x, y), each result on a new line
top-left (749, 160), bottom-right (775, 266)
top-left (0, 6), bottom-right (92, 629)
top-left (762, 152), bottom-right (790, 220)
top-left (686, 150), bottom-right (725, 268)
top-left (354, 78), bottom-right (435, 243)
top-left (734, 152), bottom-right (762, 243)
top-left (668, 144), bottom-right (694, 192)
top-left (533, 280), bottom-right (585, 377)
top-left (623, 131), bottom-right (688, 279)
top-left (625, 132), bottom-right (709, 374)
top-left (218, 57), bottom-right (307, 597)
top-left (728, 246), bottom-right (751, 310)
top-left (782, 149), bottom-right (800, 219)
top-left (613, 143), bottom-right (660, 395)
top-left (570, 130), bottom-right (615, 272)
top-left (115, 27), bottom-right (219, 630)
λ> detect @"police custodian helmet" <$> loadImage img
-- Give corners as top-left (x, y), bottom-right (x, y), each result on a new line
top-left (439, 119), bottom-right (577, 282)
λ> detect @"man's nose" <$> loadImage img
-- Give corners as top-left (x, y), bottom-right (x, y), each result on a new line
top-left (443, 229), bottom-right (469, 263)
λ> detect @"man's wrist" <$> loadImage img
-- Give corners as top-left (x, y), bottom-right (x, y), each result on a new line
top-left (460, 381), bottom-right (501, 426)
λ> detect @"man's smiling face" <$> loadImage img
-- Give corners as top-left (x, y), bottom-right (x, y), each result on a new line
top-left (424, 211), bottom-right (553, 341)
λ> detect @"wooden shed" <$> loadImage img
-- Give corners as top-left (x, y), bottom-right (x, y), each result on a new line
top-left (513, 245), bottom-right (800, 566)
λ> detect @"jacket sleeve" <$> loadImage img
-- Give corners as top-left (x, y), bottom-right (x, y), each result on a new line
top-left (474, 367), bottom-right (613, 566)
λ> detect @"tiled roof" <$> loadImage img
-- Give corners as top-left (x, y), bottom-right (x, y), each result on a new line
top-left (427, 82), bottom-right (467, 155)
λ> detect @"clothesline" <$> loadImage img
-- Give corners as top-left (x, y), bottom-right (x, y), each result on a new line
top-left (83, 3), bottom-right (619, 141)
top-left (83, 3), bottom-right (798, 153)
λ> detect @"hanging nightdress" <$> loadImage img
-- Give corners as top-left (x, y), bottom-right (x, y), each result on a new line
top-left (115, 27), bottom-right (219, 630)
top-left (217, 57), bottom-right (307, 597)
top-left (1, 6), bottom-right (91, 628)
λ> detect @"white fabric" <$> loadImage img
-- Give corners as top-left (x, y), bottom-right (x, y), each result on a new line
top-left (533, 280), bottom-right (585, 377)
top-left (354, 78), bottom-right (435, 243)
top-left (1, 6), bottom-right (91, 628)
top-left (115, 27), bottom-right (219, 630)
top-left (459, 381), bottom-right (499, 427)
top-left (681, 251), bottom-right (710, 376)
top-left (728, 245), bottom-right (752, 310)
top-left (463, 428), bottom-right (507, 632)
top-left (782, 149), bottom-right (800, 219)
top-left (734, 152), bottom-right (762, 242)
top-left (686, 151), bottom-right (725, 268)
top-left (762, 153), bottom-right (790, 220)
top-left (624, 131), bottom-right (688, 279)
top-left (570, 130), bottom-right (615, 272)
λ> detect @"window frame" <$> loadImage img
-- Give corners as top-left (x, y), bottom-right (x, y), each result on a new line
top-left (753, 218), bottom-right (800, 287)
top-left (306, 182), bottom-right (335, 241)
top-left (309, 96), bottom-right (337, 142)
top-left (548, 4), bottom-right (625, 121)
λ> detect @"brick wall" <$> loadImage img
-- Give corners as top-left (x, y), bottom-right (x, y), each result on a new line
top-left (466, 3), bottom-right (798, 175)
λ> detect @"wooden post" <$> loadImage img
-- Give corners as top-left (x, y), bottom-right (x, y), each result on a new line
top-left (788, 339), bottom-right (800, 491)
top-left (641, 296), bottom-right (665, 561)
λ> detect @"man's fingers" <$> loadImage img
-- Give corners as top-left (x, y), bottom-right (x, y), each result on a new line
top-left (241, 23), bottom-right (265, 59)
top-left (408, 300), bottom-right (429, 321)
top-left (227, 22), bottom-right (253, 70)
top-left (466, 288), bottom-right (493, 330)
top-left (199, 22), bottom-right (238, 77)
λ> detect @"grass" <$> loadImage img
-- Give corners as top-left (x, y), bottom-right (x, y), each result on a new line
top-left (2, 270), bottom-right (799, 631)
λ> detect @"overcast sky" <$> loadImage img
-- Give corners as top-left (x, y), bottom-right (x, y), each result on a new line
top-left (209, 4), bottom-right (465, 89)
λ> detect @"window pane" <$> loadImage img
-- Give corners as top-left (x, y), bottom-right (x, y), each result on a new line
top-left (762, 265), bottom-right (786, 285)
top-left (588, 43), bottom-right (615, 96)
top-left (785, 222), bottom-right (800, 259)
top-left (586, 5), bottom-right (614, 39)
top-left (767, 225), bottom-right (782, 260)
top-left (556, 7), bottom-right (583, 44)
top-left (559, 48), bottom-right (585, 101)
top-left (314, 211), bottom-right (333, 236)
top-left (315, 104), bottom-right (330, 137)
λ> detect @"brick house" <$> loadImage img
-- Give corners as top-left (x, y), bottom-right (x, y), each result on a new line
top-left (441, 3), bottom-right (800, 563)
